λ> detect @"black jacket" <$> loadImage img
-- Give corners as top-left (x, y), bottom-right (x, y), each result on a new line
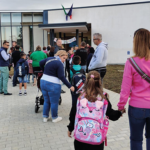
top-left (12, 51), bottom-right (21, 67)
top-left (67, 96), bottom-right (122, 132)
top-left (75, 48), bottom-right (88, 66)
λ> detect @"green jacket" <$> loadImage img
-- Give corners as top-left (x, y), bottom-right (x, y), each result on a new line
top-left (30, 51), bottom-right (47, 67)
top-left (70, 65), bottom-right (82, 83)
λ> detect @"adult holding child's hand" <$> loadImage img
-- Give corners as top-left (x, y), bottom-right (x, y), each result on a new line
top-left (117, 28), bottom-right (150, 150)
top-left (40, 50), bottom-right (74, 123)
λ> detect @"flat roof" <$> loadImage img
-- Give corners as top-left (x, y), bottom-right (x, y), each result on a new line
top-left (38, 22), bottom-right (88, 33)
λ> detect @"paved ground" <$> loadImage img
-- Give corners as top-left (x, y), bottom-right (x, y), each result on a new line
top-left (0, 79), bottom-right (146, 150)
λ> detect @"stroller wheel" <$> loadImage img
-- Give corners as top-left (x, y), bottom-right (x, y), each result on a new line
top-left (59, 97), bottom-right (62, 105)
top-left (35, 105), bottom-right (40, 113)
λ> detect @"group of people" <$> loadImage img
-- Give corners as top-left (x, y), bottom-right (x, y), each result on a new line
top-left (0, 29), bottom-right (149, 150)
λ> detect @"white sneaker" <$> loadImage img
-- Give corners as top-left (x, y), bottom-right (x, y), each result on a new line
top-left (43, 117), bottom-right (51, 123)
top-left (52, 117), bottom-right (62, 123)
top-left (43, 118), bottom-right (48, 123)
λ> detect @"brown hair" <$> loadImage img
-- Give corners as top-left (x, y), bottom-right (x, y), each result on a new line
top-left (133, 28), bottom-right (150, 60)
top-left (55, 50), bottom-right (68, 58)
top-left (81, 41), bottom-right (86, 48)
top-left (36, 45), bottom-right (41, 51)
top-left (43, 46), bottom-right (46, 50)
top-left (3, 40), bottom-right (9, 45)
top-left (82, 71), bottom-right (104, 102)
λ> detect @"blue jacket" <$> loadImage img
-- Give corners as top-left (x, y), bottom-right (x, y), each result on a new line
top-left (16, 58), bottom-right (29, 75)
top-left (40, 56), bottom-right (71, 88)
top-left (0, 47), bottom-right (10, 67)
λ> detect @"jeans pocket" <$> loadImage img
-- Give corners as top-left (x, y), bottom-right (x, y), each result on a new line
top-left (129, 106), bottom-right (145, 119)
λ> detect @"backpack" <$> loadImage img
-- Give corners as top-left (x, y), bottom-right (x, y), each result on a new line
top-left (16, 62), bottom-right (26, 77)
top-left (71, 68), bottom-right (86, 95)
top-left (74, 93), bottom-right (109, 145)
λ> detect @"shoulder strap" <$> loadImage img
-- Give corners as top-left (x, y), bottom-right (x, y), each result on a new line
top-left (128, 58), bottom-right (150, 83)
top-left (71, 68), bottom-right (78, 74)
top-left (45, 58), bottom-right (57, 65)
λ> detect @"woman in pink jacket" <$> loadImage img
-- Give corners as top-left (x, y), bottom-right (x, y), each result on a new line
top-left (118, 28), bottom-right (150, 150)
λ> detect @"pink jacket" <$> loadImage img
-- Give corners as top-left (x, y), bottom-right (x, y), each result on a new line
top-left (27, 59), bottom-right (33, 74)
top-left (118, 57), bottom-right (150, 110)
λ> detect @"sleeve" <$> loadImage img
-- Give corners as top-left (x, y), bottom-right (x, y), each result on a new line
top-left (70, 70), bottom-right (73, 83)
top-left (30, 53), bottom-right (33, 60)
top-left (1, 50), bottom-right (10, 61)
top-left (39, 58), bottom-right (47, 72)
top-left (106, 100), bottom-right (122, 121)
top-left (89, 47), bottom-right (105, 70)
top-left (57, 63), bottom-right (72, 88)
top-left (117, 60), bottom-right (133, 110)
top-left (25, 61), bottom-right (29, 75)
top-left (67, 99), bottom-right (79, 132)
top-left (44, 53), bottom-right (47, 58)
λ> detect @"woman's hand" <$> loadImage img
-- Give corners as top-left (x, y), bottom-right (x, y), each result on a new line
top-left (119, 108), bottom-right (126, 115)
top-left (68, 131), bottom-right (72, 138)
top-left (70, 86), bottom-right (75, 92)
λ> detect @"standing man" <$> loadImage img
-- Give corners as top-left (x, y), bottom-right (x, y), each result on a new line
top-left (88, 33), bottom-right (108, 81)
top-left (75, 41), bottom-right (87, 72)
top-left (12, 41), bottom-right (17, 51)
top-left (12, 45), bottom-right (21, 87)
top-left (54, 38), bottom-right (63, 54)
top-left (0, 40), bottom-right (12, 95)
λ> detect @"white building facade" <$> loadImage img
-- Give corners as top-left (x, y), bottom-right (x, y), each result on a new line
top-left (0, 1), bottom-right (150, 64)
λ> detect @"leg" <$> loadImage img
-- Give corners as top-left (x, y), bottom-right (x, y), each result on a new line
top-left (42, 90), bottom-right (50, 118)
top-left (145, 110), bottom-right (150, 150)
top-left (13, 69), bottom-right (17, 86)
top-left (19, 83), bottom-right (22, 90)
top-left (128, 106), bottom-right (146, 150)
top-left (3, 67), bottom-right (9, 94)
top-left (0, 68), bottom-right (3, 93)
top-left (48, 84), bottom-right (61, 119)
top-left (24, 83), bottom-right (27, 90)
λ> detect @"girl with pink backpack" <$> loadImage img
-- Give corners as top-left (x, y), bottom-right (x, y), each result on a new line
top-left (67, 71), bottom-right (125, 150)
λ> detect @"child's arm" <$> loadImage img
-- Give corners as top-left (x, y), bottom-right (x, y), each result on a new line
top-left (106, 100), bottom-right (122, 121)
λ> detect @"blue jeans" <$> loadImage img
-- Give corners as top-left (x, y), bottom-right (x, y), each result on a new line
top-left (81, 65), bottom-right (86, 72)
top-left (13, 69), bottom-right (17, 86)
top-left (40, 80), bottom-right (61, 119)
top-left (128, 106), bottom-right (150, 150)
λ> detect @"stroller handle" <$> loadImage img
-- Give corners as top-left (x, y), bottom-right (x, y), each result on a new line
top-left (34, 71), bottom-right (43, 73)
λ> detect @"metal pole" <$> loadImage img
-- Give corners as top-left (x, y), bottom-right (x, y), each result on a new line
top-left (76, 29), bottom-right (79, 46)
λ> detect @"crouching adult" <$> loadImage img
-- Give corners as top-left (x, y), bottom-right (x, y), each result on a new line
top-left (40, 50), bottom-right (74, 123)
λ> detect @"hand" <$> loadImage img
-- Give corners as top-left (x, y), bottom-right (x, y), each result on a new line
top-left (70, 86), bottom-right (75, 92)
top-left (68, 131), bottom-right (72, 138)
top-left (119, 108), bottom-right (126, 115)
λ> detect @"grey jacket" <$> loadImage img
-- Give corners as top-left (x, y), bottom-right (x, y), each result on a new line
top-left (88, 42), bottom-right (108, 71)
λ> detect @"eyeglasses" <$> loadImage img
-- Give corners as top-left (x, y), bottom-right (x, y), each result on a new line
top-left (6, 45), bottom-right (10, 46)
top-left (93, 39), bottom-right (99, 41)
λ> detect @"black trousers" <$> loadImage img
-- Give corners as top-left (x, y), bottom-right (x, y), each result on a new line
top-left (89, 69), bottom-right (106, 80)
top-left (74, 140), bottom-right (104, 150)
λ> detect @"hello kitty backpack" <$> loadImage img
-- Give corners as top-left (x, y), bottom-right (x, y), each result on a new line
top-left (74, 93), bottom-right (109, 145)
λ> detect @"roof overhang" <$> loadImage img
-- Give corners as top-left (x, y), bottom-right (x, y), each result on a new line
top-left (38, 22), bottom-right (88, 33)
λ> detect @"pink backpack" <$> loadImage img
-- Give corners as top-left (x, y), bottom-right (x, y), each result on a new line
top-left (74, 93), bottom-right (109, 145)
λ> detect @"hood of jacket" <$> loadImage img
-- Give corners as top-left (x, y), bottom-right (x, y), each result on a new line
top-left (18, 58), bottom-right (26, 63)
top-left (99, 42), bottom-right (108, 50)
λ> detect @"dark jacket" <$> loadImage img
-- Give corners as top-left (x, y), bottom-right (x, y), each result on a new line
top-left (75, 48), bottom-right (88, 66)
top-left (0, 47), bottom-right (10, 67)
top-left (16, 58), bottom-right (29, 75)
top-left (54, 45), bottom-right (62, 54)
top-left (39, 56), bottom-right (71, 88)
top-left (12, 50), bottom-right (21, 67)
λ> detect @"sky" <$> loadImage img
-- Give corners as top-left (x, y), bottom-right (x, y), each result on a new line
top-left (0, 0), bottom-right (148, 11)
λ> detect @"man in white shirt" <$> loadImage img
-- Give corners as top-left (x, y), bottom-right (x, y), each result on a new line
top-left (88, 33), bottom-right (108, 81)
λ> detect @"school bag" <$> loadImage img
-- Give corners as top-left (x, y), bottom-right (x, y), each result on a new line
top-left (74, 93), bottom-right (109, 145)
top-left (71, 68), bottom-right (86, 95)
top-left (16, 62), bottom-right (26, 77)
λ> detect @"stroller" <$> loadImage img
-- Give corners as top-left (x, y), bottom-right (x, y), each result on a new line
top-left (35, 71), bottom-right (62, 113)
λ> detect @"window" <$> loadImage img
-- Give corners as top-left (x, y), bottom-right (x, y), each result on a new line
top-left (1, 13), bottom-right (11, 26)
top-left (12, 13), bottom-right (21, 25)
top-left (22, 12), bottom-right (32, 25)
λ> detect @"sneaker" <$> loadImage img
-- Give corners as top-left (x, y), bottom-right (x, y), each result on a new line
top-left (0, 92), bottom-right (4, 94)
top-left (24, 92), bottom-right (27, 96)
top-left (4, 93), bottom-right (12, 95)
top-left (43, 118), bottom-right (48, 123)
top-left (52, 117), bottom-right (62, 123)
top-left (19, 92), bottom-right (22, 96)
